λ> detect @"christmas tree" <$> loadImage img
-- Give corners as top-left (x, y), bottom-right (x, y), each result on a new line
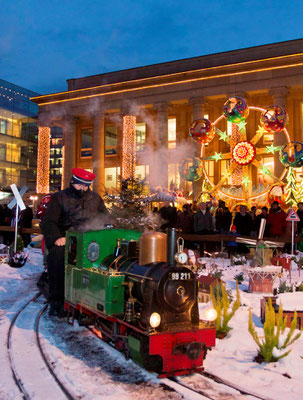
top-left (285, 167), bottom-right (298, 207)
top-left (105, 177), bottom-right (161, 232)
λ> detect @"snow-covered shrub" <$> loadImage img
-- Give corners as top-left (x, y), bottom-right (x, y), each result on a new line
top-left (278, 281), bottom-right (293, 293)
top-left (234, 272), bottom-right (244, 284)
top-left (210, 281), bottom-right (241, 338)
top-left (248, 298), bottom-right (302, 362)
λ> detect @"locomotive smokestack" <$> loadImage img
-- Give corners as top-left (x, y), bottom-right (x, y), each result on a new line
top-left (167, 228), bottom-right (177, 267)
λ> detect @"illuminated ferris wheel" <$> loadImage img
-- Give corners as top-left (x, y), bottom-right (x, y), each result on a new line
top-left (190, 97), bottom-right (290, 202)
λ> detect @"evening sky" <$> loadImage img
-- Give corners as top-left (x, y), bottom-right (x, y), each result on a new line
top-left (1, 0), bottom-right (302, 95)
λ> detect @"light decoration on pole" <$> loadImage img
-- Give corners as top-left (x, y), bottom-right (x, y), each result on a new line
top-left (37, 127), bottom-right (50, 193)
top-left (232, 141), bottom-right (256, 165)
top-left (122, 115), bottom-right (136, 180)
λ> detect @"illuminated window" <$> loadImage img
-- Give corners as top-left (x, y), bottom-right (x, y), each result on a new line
top-left (168, 163), bottom-right (180, 189)
top-left (204, 160), bottom-right (214, 181)
top-left (0, 144), bottom-right (6, 161)
top-left (135, 165), bottom-right (149, 180)
top-left (257, 156), bottom-right (274, 185)
top-left (220, 160), bottom-right (231, 184)
top-left (0, 120), bottom-right (7, 134)
top-left (105, 167), bottom-right (120, 193)
top-left (81, 128), bottom-right (92, 158)
top-left (136, 122), bottom-right (146, 152)
top-left (168, 118), bottom-right (176, 149)
top-left (105, 125), bottom-right (117, 155)
top-left (263, 133), bottom-right (274, 144)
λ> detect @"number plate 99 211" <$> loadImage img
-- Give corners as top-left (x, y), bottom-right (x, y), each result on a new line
top-left (169, 272), bottom-right (191, 280)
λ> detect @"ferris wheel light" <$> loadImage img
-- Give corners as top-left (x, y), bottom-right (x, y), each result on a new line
top-left (232, 141), bottom-right (256, 165)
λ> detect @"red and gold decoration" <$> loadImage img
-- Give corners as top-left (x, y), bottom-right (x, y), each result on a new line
top-left (232, 141), bottom-right (256, 165)
top-left (222, 96), bottom-right (249, 123)
top-left (37, 126), bottom-right (50, 193)
top-left (122, 115), bottom-right (136, 180)
top-left (260, 105), bottom-right (288, 133)
top-left (189, 118), bottom-right (215, 144)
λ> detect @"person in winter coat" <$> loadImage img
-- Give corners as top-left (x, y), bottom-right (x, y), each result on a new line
top-left (267, 201), bottom-right (286, 237)
top-left (194, 202), bottom-right (213, 234)
top-left (296, 202), bottom-right (303, 234)
top-left (41, 168), bottom-right (108, 317)
top-left (19, 202), bottom-right (33, 247)
top-left (233, 205), bottom-right (253, 237)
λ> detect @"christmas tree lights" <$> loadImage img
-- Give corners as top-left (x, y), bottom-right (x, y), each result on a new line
top-left (285, 167), bottom-right (298, 207)
top-left (36, 127), bottom-right (50, 193)
top-left (122, 115), bottom-right (136, 180)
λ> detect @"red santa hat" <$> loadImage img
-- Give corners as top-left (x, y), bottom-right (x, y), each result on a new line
top-left (71, 168), bottom-right (96, 186)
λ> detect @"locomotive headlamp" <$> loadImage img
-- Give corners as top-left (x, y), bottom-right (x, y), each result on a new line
top-left (200, 307), bottom-right (217, 322)
top-left (150, 312), bottom-right (161, 328)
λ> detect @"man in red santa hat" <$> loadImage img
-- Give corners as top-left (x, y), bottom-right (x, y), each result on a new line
top-left (41, 168), bottom-right (108, 317)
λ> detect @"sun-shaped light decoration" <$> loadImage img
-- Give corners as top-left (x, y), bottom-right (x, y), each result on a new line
top-left (232, 141), bottom-right (256, 165)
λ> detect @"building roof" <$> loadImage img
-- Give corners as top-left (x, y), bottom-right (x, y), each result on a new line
top-left (66, 38), bottom-right (303, 91)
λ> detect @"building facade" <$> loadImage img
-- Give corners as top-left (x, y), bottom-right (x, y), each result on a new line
top-left (0, 79), bottom-right (39, 190)
top-left (32, 39), bottom-right (303, 200)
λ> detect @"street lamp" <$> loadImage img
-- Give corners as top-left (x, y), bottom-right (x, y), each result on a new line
top-left (30, 195), bottom-right (38, 213)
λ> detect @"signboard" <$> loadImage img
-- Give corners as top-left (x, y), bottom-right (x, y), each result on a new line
top-left (286, 209), bottom-right (300, 222)
top-left (8, 185), bottom-right (28, 211)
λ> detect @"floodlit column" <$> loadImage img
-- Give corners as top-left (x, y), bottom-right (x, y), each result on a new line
top-left (93, 113), bottom-right (105, 194)
top-left (122, 115), bottom-right (137, 180)
top-left (189, 97), bottom-right (206, 201)
top-left (36, 126), bottom-right (50, 194)
top-left (154, 102), bottom-right (168, 189)
top-left (269, 87), bottom-right (288, 178)
top-left (62, 117), bottom-right (76, 189)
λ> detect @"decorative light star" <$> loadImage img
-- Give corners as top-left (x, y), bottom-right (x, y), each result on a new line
top-left (211, 152), bottom-right (222, 162)
top-left (256, 126), bottom-right (266, 135)
top-left (260, 166), bottom-right (271, 175)
top-left (236, 120), bottom-right (247, 131)
top-left (217, 129), bottom-right (230, 142)
top-left (242, 176), bottom-right (251, 186)
top-left (266, 144), bottom-right (281, 154)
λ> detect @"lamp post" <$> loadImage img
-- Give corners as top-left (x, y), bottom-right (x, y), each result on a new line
top-left (30, 195), bottom-right (38, 213)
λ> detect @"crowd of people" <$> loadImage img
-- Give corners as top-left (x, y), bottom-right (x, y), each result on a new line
top-left (155, 199), bottom-right (303, 255)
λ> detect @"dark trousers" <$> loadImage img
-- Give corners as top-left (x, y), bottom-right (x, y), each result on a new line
top-left (47, 246), bottom-right (65, 303)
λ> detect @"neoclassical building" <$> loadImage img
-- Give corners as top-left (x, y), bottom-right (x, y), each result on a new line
top-left (32, 39), bottom-right (303, 200)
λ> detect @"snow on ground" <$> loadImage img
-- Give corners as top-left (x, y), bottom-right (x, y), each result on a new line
top-left (1, 249), bottom-right (303, 399)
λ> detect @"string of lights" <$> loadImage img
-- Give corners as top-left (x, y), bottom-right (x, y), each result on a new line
top-left (122, 115), bottom-right (136, 180)
top-left (36, 127), bottom-right (50, 193)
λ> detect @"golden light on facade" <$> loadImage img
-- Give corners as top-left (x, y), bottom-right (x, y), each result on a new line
top-left (37, 127), bottom-right (50, 193)
top-left (122, 115), bottom-right (136, 179)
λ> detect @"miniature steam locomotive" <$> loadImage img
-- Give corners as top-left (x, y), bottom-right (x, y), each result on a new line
top-left (64, 228), bottom-right (216, 377)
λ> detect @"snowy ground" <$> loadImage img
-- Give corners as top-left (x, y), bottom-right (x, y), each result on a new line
top-left (1, 249), bottom-right (303, 399)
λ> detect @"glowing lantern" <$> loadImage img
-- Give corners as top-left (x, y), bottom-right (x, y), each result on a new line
top-left (279, 141), bottom-right (303, 168)
top-left (223, 96), bottom-right (249, 123)
top-left (189, 118), bottom-right (215, 144)
top-left (179, 157), bottom-right (203, 182)
top-left (260, 105), bottom-right (287, 132)
top-left (232, 141), bottom-right (256, 165)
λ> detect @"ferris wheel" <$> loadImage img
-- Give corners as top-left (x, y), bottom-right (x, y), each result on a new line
top-left (190, 97), bottom-right (290, 202)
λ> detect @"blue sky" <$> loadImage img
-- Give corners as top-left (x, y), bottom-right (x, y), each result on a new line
top-left (1, 0), bottom-right (302, 94)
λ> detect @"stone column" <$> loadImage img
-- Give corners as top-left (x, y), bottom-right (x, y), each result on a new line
top-left (62, 116), bottom-right (76, 189)
top-left (189, 97), bottom-right (206, 201)
top-left (93, 112), bottom-right (105, 194)
top-left (153, 102), bottom-right (168, 189)
top-left (269, 87), bottom-right (288, 178)
top-left (36, 125), bottom-right (51, 194)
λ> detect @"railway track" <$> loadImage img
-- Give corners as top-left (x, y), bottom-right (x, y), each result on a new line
top-left (7, 292), bottom-right (77, 400)
top-left (85, 325), bottom-right (269, 400)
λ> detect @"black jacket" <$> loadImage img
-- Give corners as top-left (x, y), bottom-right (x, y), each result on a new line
top-left (41, 185), bottom-right (107, 249)
top-left (233, 212), bottom-right (253, 236)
